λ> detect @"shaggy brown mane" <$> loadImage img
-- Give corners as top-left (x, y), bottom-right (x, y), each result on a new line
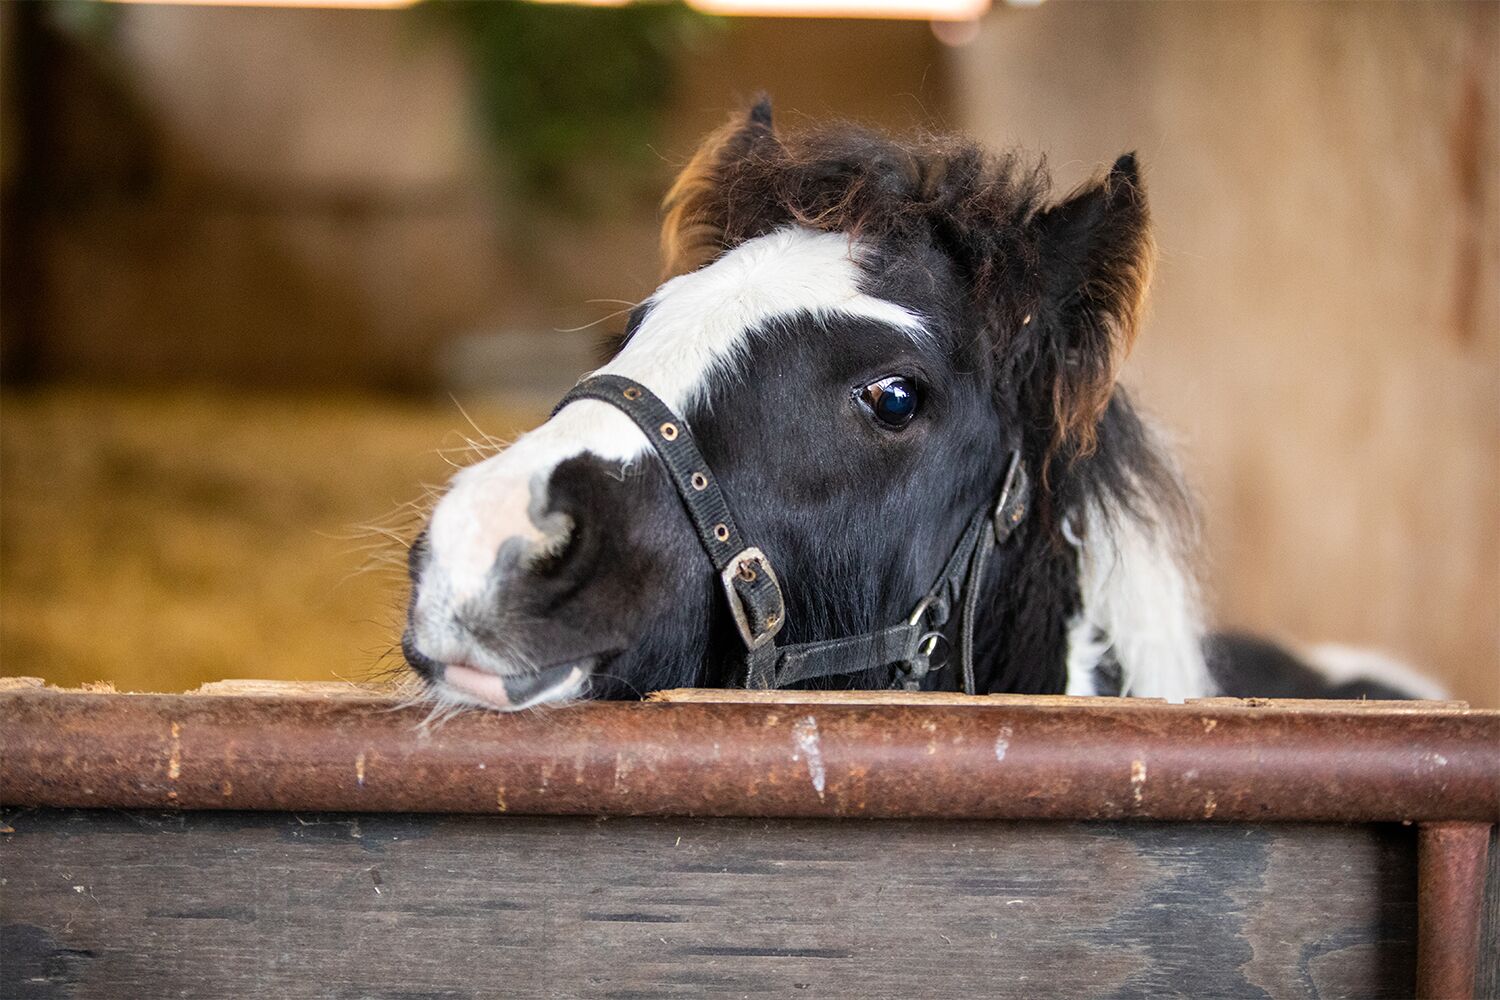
top-left (661, 105), bottom-right (1049, 292)
top-left (661, 101), bottom-right (1157, 460)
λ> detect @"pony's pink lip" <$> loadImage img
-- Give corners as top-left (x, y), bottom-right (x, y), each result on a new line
top-left (443, 663), bottom-right (513, 708)
top-left (442, 660), bottom-right (589, 710)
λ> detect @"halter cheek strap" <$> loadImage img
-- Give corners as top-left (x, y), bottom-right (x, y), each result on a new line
top-left (553, 374), bottom-right (1031, 693)
top-left (553, 375), bottom-right (788, 668)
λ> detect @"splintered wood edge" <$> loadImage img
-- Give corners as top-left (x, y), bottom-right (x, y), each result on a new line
top-left (0, 677), bottom-right (399, 700)
top-left (647, 688), bottom-right (1151, 707)
top-left (190, 679), bottom-right (401, 700)
top-left (0, 676), bottom-right (1475, 712)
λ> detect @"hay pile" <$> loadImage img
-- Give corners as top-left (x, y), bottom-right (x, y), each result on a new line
top-left (1, 389), bottom-right (540, 692)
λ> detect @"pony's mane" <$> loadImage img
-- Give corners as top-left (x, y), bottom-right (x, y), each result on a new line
top-left (662, 109), bottom-right (1049, 291)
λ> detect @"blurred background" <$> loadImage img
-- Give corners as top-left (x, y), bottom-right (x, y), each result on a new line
top-left (1, 0), bottom-right (1495, 706)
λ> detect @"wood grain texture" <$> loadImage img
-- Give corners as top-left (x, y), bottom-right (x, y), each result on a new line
top-left (1, 810), bottom-right (1418, 999)
top-left (651, 688), bottom-right (1475, 713)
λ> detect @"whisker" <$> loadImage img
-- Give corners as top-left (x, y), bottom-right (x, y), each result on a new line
top-left (555, 305), bottom-right (636, 335)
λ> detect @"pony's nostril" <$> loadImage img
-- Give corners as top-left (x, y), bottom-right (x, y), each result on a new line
top-left (525, 516), bottom-right (583, 578)
top-left (401, 629), bottom-right (442, 681)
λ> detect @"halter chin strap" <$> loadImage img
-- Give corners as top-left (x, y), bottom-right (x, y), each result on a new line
top-left (553, 374), bottom-right (1031, 694)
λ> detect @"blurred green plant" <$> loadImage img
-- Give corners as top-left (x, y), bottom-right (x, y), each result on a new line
top-left (425, 1), bottom-right (720, 216)
top-left (39, 0), bottom-right (120, 39)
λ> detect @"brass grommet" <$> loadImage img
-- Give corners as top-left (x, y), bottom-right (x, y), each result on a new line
top-left (622, 386), bottom-right (642, 400)
top-left (690, 472), bottom-right (709, 491)
top-left (713, 523), bottom-right (730, 542)
top-left (765, 613), bottom-right (779, 628)
top-left (737, 561), bottom-right (757, 582)
top-left (660, 422), bottom-right (678, 441)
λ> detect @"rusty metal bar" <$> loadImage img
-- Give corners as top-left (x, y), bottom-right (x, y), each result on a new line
top-left (3, 683), bottom-right (1496, 821)
top-left (1417, 822), bottom-right (1494, 1000)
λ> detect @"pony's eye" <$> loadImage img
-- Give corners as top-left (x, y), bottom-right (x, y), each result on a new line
top-left (860, 376), bottom-right (919, 428)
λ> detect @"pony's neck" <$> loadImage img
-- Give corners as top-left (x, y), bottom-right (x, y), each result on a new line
top-left (965, 523), bottom-right (1078, 694)
top-left (972, 395), bottom-right (1213, 700)
top-left (1061, 496), bottom-right (1211, 699)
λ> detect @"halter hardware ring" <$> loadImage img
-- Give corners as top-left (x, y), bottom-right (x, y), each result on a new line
top-left (918, 631), bottom-right (950, 669)
top-left (720, 547), bottom-right (785, 650)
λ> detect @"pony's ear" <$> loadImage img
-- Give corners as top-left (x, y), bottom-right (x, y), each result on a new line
top-left (660, 97), bottom-right (778, 278)
top-left (1030, 153), bottom-right (1154, 455)
top-left (746, 94), bottom-right (774, 131)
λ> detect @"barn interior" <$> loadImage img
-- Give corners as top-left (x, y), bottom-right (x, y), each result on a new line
top-left (0, 0), bottom-right (1495, 707)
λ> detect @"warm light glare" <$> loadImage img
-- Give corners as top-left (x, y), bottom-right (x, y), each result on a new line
top-left (690, 0), bottom-right (989, 18)
top-left (101, 0), bottom-right (418, 8)
top-left (102, 0), bottom-right (994, 16)
top-left (930, 16), bottom-right (980, 45)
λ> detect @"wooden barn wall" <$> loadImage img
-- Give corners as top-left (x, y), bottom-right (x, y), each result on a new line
top-left (954, 2), bottom-right (1498, 707)
top-left (0, 5), bottom-right (950, 388)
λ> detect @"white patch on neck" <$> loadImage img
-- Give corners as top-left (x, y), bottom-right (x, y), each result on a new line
top-left (424, 226), bottom-right (923, 606)
top-left (1063, 488), bottom-right (1212, 703)
top-left (1300, 644), bottom-right (1448, 700)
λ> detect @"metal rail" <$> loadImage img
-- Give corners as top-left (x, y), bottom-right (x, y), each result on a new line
top-left (3, 681), bottom-right (1495, 822)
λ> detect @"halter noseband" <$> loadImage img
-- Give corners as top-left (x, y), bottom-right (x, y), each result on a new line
top-left (554, 374), bottom-right (1031, 694)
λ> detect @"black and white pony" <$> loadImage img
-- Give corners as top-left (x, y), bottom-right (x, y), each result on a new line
top-left (402, 101), bottom-right (1439, 712)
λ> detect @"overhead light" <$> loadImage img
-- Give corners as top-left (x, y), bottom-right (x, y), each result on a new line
top-left (100, 0), bottom-right (418, 8)
top-left (101, 0), bottom-right (997, 17)
top-left (689, 0), bottom-right (989, 19)
top-left (930, 17), bottom-right (980, 45)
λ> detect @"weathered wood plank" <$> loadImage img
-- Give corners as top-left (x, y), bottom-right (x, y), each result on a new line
top-left (653, 688), bottom-right (1474, 712)
top-left (1, 810), bottom-right (1417, 999)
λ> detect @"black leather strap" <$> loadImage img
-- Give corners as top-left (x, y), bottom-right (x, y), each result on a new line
top-left (554, 375), bottom-right (786, 653)
top-left (772, 620), bottom-right (927, 688)
top-left (956, 450), bottom-right (1030, 692)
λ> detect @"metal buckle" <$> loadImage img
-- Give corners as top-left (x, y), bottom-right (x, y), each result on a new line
top-left (918, 631), bottom-right (950, 668)
top-left (895, 597), bottom-right (951, 690)
top-left (907, 594), bottom-right (951, 630)
top-left (907, 595), bottom-right (936, 628)
top-left (720, 547), bottom-right (785, 651)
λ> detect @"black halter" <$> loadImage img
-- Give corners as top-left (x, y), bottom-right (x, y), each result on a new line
top-left (554, 374), bottom-right (1031, 694)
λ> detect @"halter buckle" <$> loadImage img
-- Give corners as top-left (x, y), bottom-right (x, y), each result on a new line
top-left (720, 547), bottom-right (785, 651)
